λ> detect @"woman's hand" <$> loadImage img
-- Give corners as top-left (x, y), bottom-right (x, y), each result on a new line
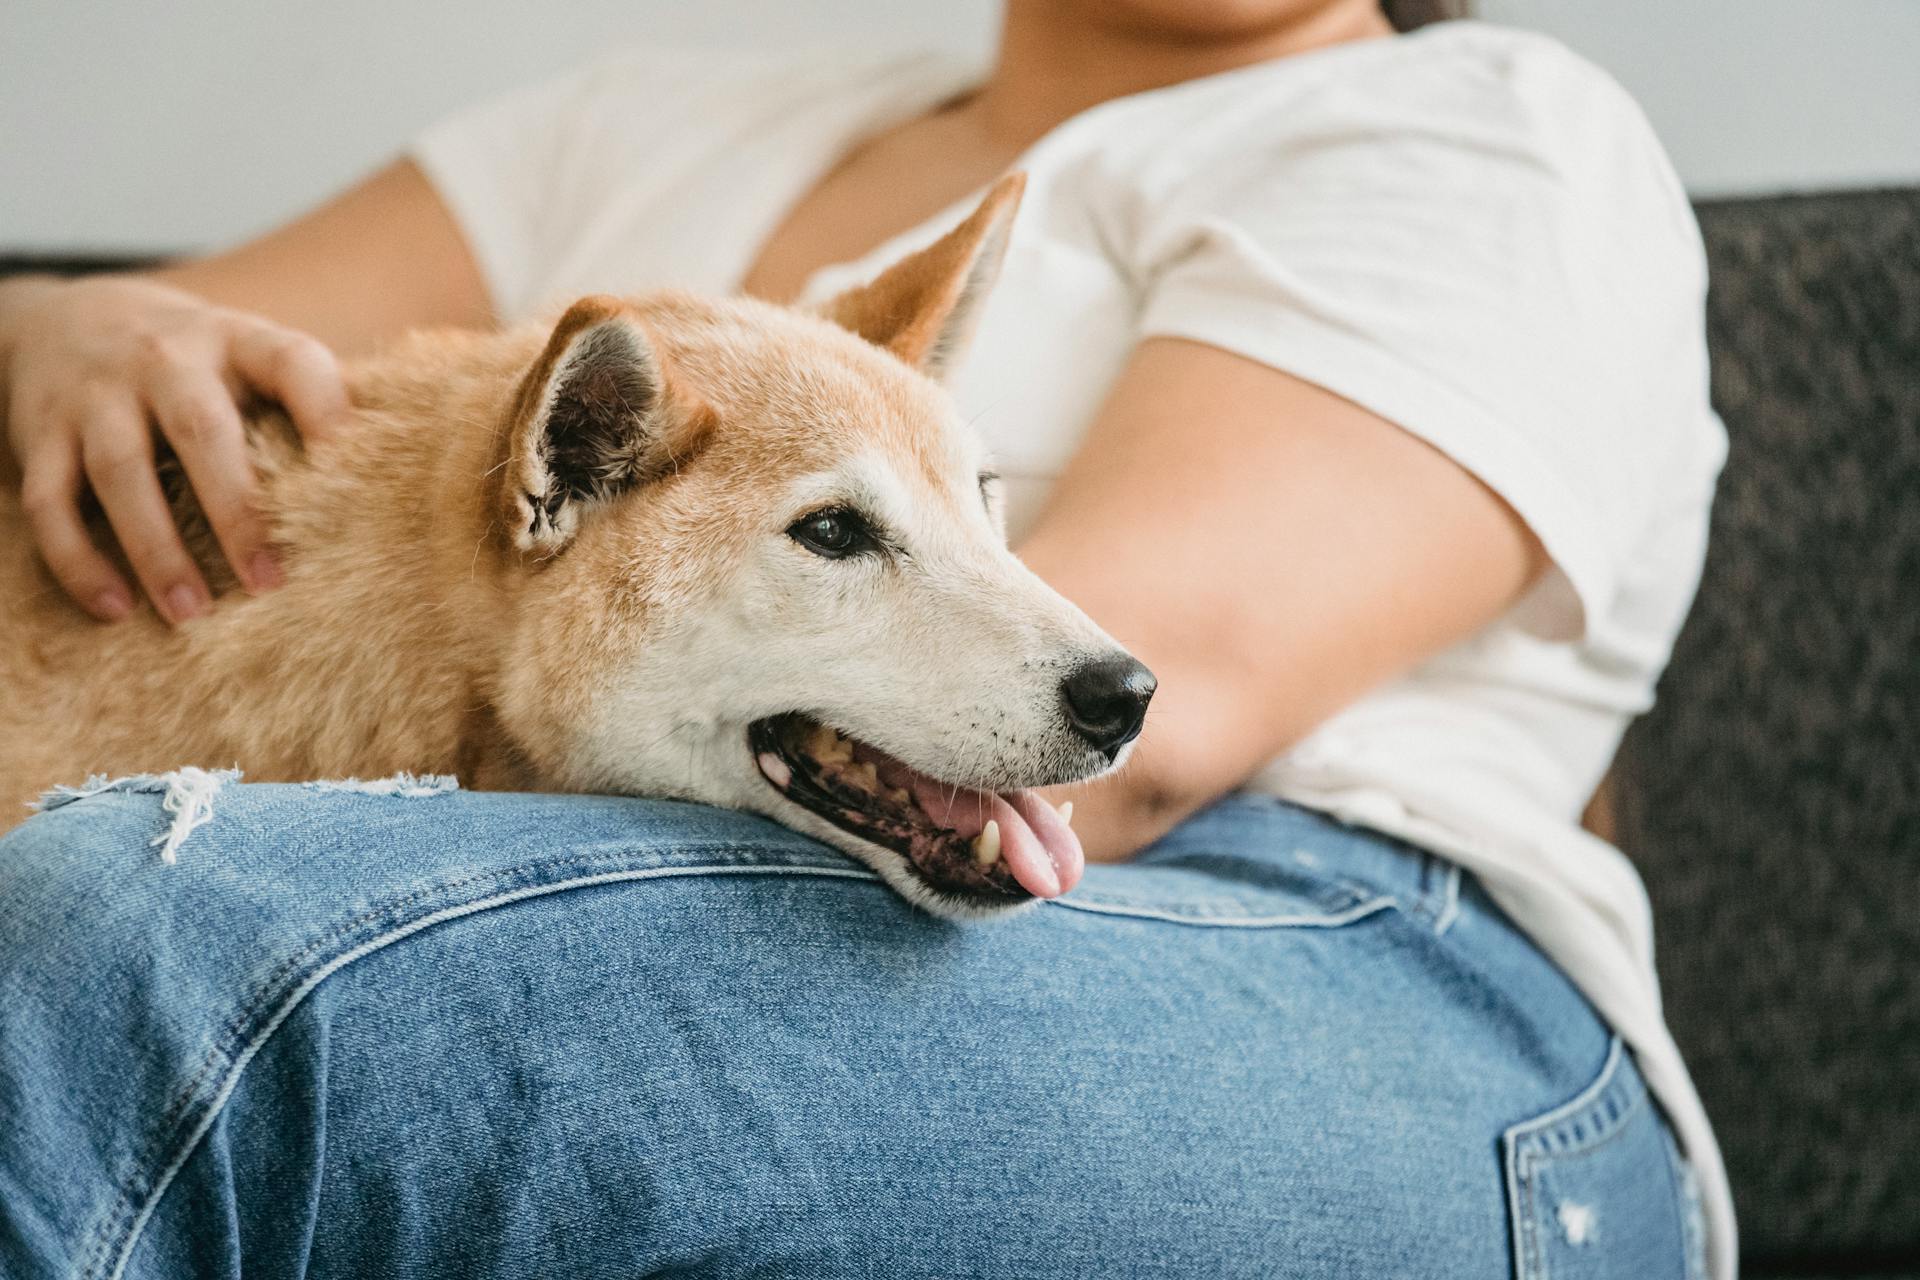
top-left (0, 274), bottom-right (349, 623)
top-left (0, 157), bottom-right (491, 625)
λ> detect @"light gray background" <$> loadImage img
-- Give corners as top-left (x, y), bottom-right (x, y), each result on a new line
top-left (5, 0), bottom-right (1917, 253)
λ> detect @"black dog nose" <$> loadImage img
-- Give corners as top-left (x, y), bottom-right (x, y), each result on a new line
top-left (1061, 654), bottom-right (1157, 757)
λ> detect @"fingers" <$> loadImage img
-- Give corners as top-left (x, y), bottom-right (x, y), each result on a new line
top-left (18, 443), bottom-right (133, 621)
top-left (6, 297), bottom-right (341, 623)
top-left (229, 321), bottom-right (349, 444)
top-left (147, 367), bottom-right (281, 593)
top-left (78, 392), bottom-right (211, 625)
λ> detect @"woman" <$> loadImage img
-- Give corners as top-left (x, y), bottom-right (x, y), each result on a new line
top-left (0, 1), bottom-right (1730, 1276)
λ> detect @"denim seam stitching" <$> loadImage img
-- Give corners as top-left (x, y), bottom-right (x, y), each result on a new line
top-left (81, 836), bottom-right (849, 1278)
top-left (1518, 1073), bottom-right (1645, 1163)
top-left (1402, 854), bottom-right (1462, 936)
top-left (1506, 1037), bottom-right (1629, 1149)
top-left (83, 855), bottom-right (877, 1280)
top-left (1504, 1038), bottom-right (1637, 1279)
top-left (1513, 1084), bottom-right (1649, 1276)
top-left (1330, 876), bottom-right (1388, 911)
top-left (1670, 1134), bottom-right (1708, 1280)
top-left (1656, 1112), bottom-right (1706, 1280)
top-left (1048, 893), bottom-right (1396, 929)
top-left (1432, 864), bottom-right (1462, 936)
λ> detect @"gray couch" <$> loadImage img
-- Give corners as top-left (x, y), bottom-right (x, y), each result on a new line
top-left (1613, 186), bottom-right (1920, 1279)
top-left (6, 184), bottom-right (1916, 1275)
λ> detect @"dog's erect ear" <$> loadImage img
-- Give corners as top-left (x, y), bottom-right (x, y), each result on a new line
top-left (817, 171), bottom-right (1025, 380)
top-left (503, 296), bottom-right (709, 555)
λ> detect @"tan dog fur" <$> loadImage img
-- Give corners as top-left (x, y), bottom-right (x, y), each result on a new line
top-left (0, 177), bottom-right (1138, 914)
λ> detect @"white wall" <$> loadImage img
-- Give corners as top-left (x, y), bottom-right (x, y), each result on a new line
top-left (1479, 0), bottom-right (1920, 198)
top-left (4, 0), bottom-right (1917, 253)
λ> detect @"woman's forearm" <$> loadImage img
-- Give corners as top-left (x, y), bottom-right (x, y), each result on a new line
top-left (1018, 337), bottom-right (1546, 866)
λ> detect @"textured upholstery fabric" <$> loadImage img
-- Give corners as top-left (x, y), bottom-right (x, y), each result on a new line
top-left (1614, 187), bottom-right (1920, 1275)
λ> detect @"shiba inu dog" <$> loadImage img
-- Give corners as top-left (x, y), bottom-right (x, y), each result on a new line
top-left (0, 176), bottom-right (1156, 917)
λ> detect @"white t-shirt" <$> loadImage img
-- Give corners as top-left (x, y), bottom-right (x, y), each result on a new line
top-left (413, 21), bottom-right (1733, 1275)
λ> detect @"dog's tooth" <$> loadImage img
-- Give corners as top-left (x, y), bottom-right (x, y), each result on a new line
top-left (1057, 800), bottom-right (1074, 828)
top-left (810, 724), bottom-right (854, 765)
top-left (972, 819), bottom-right (1002, 867)
top-left (757, 752), bottom-right (792, 789)
top-left (886, 786), bottom-right (911, 806)
top-left (849, 762), bottom-right (879, 792)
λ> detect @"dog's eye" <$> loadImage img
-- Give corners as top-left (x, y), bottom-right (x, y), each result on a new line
top-left (787, 507), bottom-right (879, 559)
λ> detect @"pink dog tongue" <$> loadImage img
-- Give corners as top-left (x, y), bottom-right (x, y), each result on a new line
top-left (908, 776), bottom-right (1085, 898)
top-left (1004, 789), bottom-right (1085, 896)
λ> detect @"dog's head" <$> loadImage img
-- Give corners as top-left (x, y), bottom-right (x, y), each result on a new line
top-left (485, 175), bottom-right (1154, 917)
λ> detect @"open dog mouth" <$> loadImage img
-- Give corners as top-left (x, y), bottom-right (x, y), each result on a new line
top-left (748, 713), bottom-right (1084, 903)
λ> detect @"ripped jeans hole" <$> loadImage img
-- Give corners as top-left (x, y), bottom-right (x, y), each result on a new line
top-left (34, 769), bottom-right (460, 863)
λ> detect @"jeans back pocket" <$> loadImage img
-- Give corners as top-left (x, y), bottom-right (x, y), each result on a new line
top-left (1504, 1038), bottom-right (1701, 1280)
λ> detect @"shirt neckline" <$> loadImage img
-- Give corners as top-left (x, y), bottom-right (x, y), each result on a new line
top-left (784, 23), bottom-right (1482, 305)
top-left (730, 49), bottom-right (986, 298)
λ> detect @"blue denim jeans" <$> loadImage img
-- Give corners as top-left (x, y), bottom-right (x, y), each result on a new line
top-left (0, 783), bottom-right (1701, 1279)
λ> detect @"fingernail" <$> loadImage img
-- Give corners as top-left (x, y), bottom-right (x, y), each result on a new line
top-left (166, 583), bottom-right (207, 623)
top-left (93, 588), bottom-right (132, 621)
top-left (248, 551), bottom-right (284, 592)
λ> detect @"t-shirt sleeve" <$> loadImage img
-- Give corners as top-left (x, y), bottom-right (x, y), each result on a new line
top-left (412, 63), bottom-right (595, 322)
top-left (1129, 36), bottom-right (1712, 641)
top-left (411, 46), bottom-right (711, 323)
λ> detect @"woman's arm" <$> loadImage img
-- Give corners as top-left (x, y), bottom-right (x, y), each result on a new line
top-left (146, 158), bottom-right (491, 355)
top-left (1020, 337), bottom-right (1547, 862)
top-left (0, 159), bottom-right (487, 621)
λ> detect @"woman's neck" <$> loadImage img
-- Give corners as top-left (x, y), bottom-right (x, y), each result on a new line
top-left (963, 0), bottom-right (1395, 153)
